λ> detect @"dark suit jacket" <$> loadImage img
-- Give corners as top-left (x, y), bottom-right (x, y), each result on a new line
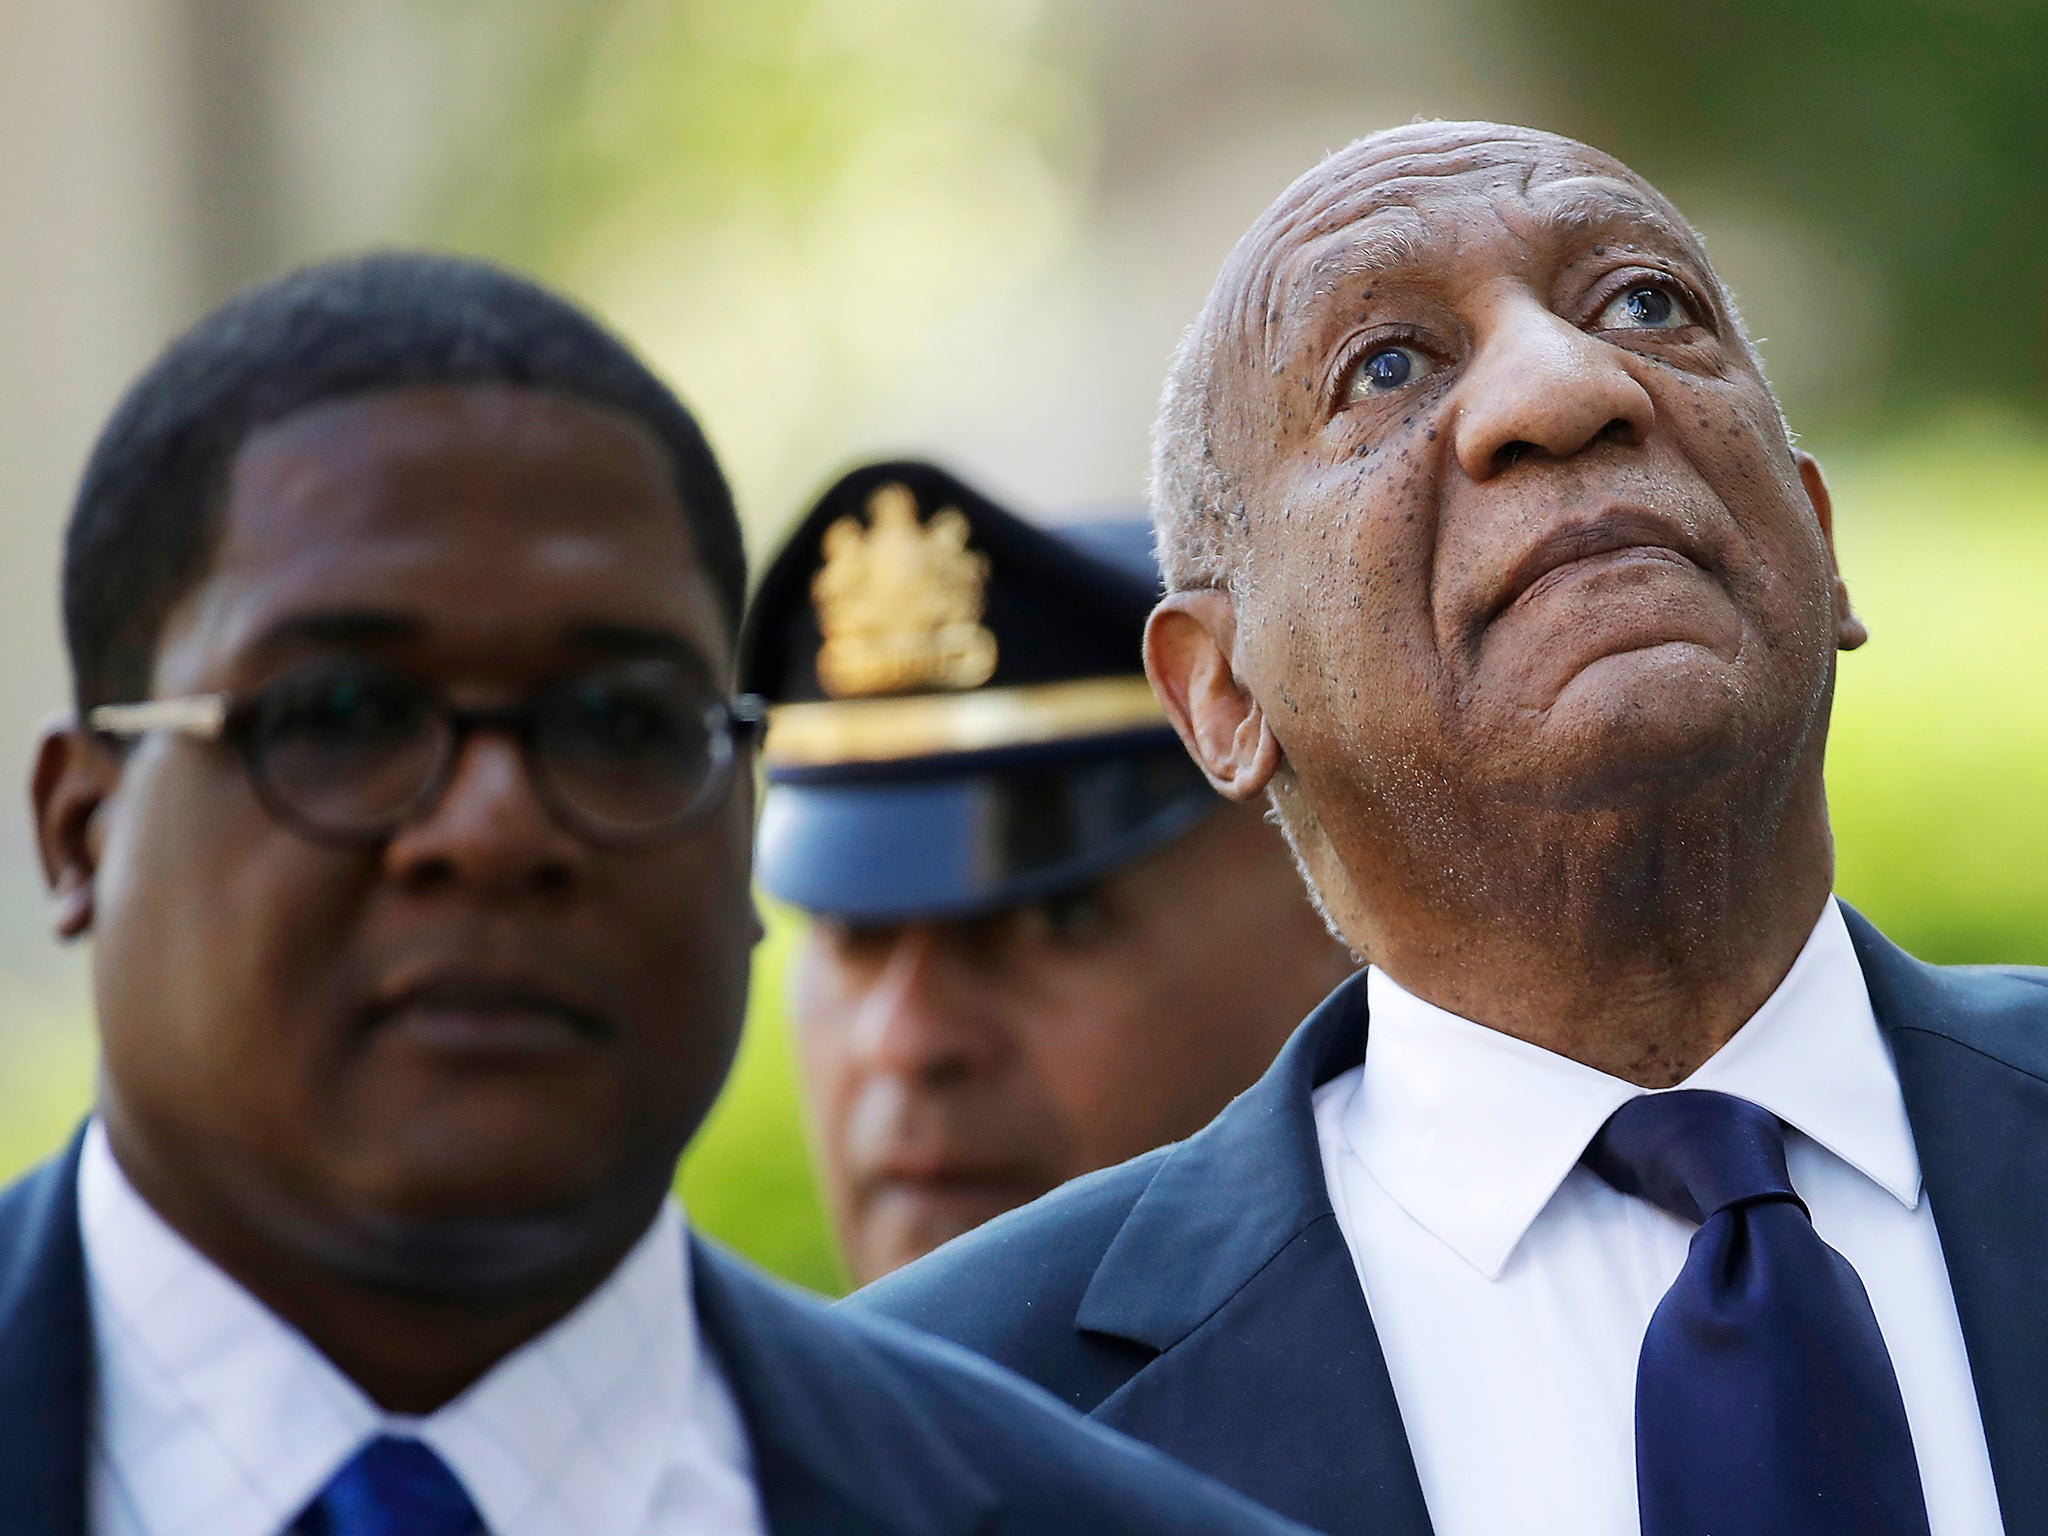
top-left (851, 908), bottom-right (2048, 1535)
top-left (0, 1134), bottom-right (1313, 1536)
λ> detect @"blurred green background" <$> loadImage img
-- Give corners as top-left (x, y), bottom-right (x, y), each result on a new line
top-left (1, 0), bottom-right (2042, 1296)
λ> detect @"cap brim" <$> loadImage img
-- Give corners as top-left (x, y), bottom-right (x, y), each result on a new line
top-left (756, 750), bottom-right (1216, 924)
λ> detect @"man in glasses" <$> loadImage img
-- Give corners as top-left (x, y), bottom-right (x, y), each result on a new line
top-left (6, 252), bottom-right (1313, 1536)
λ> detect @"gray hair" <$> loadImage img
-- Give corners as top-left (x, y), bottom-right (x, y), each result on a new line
top-left (1149, 306), bottom-right (1243, 594)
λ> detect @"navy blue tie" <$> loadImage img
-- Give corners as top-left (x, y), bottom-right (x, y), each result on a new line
top-left (1584, 1089), bottom-right (1933, 1536)
top-left (291, 1435), bottom-right (484, 1536)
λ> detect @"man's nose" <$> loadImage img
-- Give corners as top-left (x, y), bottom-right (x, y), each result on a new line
top-left (1451, 294), bottom-right (1655, 481)
top-left (848, 926), bottom-right (1006, 1087)
top-left (381, 731), bottom-right (587, 897)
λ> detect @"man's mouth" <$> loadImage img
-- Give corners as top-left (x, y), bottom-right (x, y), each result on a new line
top-left (1489, 509), bottom-right (1708, 623)
top-left (361, 974), bottom-right (617, 1055)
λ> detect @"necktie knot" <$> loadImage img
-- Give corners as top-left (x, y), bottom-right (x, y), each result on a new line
top-left (293, 1435), bottom-right (482, 1536)
top-left (1584, 1088), bottom-right (1803, 1225)
top-left (1588, 1087), bottom-right (1932, 1535)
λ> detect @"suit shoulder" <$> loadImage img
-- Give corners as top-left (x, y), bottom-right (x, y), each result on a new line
top-left (1846, 909), bottom-right (2048, 1079)
top-left (706, 1247), bottom-right (1301, 1535)
top-left (823, 1301), bottom-right (1303, 1534)
top-left (0, 1139), bottom-right (82, 1294)
top-left (1941, 961), bottom-right (2048, 995)
top-left (1895, 957), bottom-right (2048, 1079)
top-left (841, 1148), bottom-right (1168, 1401)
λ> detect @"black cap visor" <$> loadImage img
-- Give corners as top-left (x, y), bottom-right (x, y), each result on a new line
top-left (757, 743), bottom-right (1217, 924)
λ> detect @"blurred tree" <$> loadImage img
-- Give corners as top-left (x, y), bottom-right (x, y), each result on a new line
top-left (429, 0), bottom-right (1096, 526)
top-left (442, 0), bottom-right (1088, 266)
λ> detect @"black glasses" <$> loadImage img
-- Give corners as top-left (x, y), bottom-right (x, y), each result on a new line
top-left (89, 658), bottom-right (767, 848)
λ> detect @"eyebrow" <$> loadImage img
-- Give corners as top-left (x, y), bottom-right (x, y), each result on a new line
top-left (245, 609), bottom-right (423, 654)
top-left (1271, 206), bottom-right (1446, 364)
top-left (1299, 208), bottom-right (1436, 287)
top-left (1268, 179), bottom-right (1717, 368)
top-left (1533, 181), bottom-right (1711, 268)
top-left (240, 611), bottom-right (716, 681)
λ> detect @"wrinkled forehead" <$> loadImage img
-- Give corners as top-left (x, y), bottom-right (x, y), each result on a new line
top-left (1222, 125), bottom-right (1712, 368)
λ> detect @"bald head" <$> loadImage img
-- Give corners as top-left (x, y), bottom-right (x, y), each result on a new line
top-left (1151, 121), bottom-right (1765, 592)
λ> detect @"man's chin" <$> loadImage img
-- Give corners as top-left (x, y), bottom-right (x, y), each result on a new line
top-left (1543, 632), bottom-right (1734, 701)
top-left (325, 1199), bottom-right (657, 1301)
top-left (282, 1144), bottom-right (674, 1300)
top-left (1491, 649), bottom-right (1772, 811)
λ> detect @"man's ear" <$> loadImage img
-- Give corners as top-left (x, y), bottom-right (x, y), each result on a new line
top-left (1144, 590), bottom-right (1283, 801)
top-left (1796, 450), bottom-right (1868, 653)
top-left (31, 716), bottom-right (117, 941)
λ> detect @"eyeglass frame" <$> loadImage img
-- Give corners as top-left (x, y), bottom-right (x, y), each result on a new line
top-left (86, 665), bottom-right (769, 850)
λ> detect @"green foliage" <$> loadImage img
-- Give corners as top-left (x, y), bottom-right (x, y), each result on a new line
top-left (1824, 415), bottom-right (2048, 963)
top-left (0, 1005), bottom-right (95, 1185)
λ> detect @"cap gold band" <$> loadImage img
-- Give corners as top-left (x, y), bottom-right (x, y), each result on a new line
top-left (763, 675), bottom-right (1168, 768)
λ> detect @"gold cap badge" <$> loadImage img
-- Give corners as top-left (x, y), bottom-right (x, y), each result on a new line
top-left (811, 483), bottom-right (999, 698)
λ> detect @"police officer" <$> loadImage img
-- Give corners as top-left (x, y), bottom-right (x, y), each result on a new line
top-left (743, 462), bottom-right (1353, 1284)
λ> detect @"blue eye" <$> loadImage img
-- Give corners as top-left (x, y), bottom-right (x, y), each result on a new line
top-left (1345, 344), bottom-right (1434, 402)
top-left (1597, 283), bottom-right (1692, 331)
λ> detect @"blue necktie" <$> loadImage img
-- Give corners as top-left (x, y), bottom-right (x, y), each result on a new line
top-left (291, 1435), bottom-right (484, 1536)
top-left (1583, 1089), bottom-right (1933, 1536)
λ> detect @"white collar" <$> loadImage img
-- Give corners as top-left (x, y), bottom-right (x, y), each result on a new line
top-left (80, 1124), bottom-right (746, 1536)
top-left (1339, 898), bottom-right (1922, 1281)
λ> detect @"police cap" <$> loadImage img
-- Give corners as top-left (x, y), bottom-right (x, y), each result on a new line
top-left (740, 460), bottom-right (1215, 923)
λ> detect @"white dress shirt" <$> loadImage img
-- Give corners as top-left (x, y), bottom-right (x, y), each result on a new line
top-left (78, 1122), bottom-right (767, 1536)
top-left (1314, 898), bottom-right (2004, 1536)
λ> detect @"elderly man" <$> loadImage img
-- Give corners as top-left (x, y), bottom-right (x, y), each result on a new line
top-left (853, 122), bottom-right (2048, 1536)
top-left (0, 252), bottom-right (1316, 1536)
top-left (743, 461), bottom-right (1353, 1283)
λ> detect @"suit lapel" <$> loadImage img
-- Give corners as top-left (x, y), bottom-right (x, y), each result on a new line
top-left (690, 1237), bottom-right (999, 1536)
top-left (1847, 907), bottom-right (2048, 1536)
top-left (1075, 976), bottom-right (1434, 1536)
top-left (1092, 1212), bottom-right (1429, 1535)
top-left (0, 1132), bottom-right (92, 1536)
